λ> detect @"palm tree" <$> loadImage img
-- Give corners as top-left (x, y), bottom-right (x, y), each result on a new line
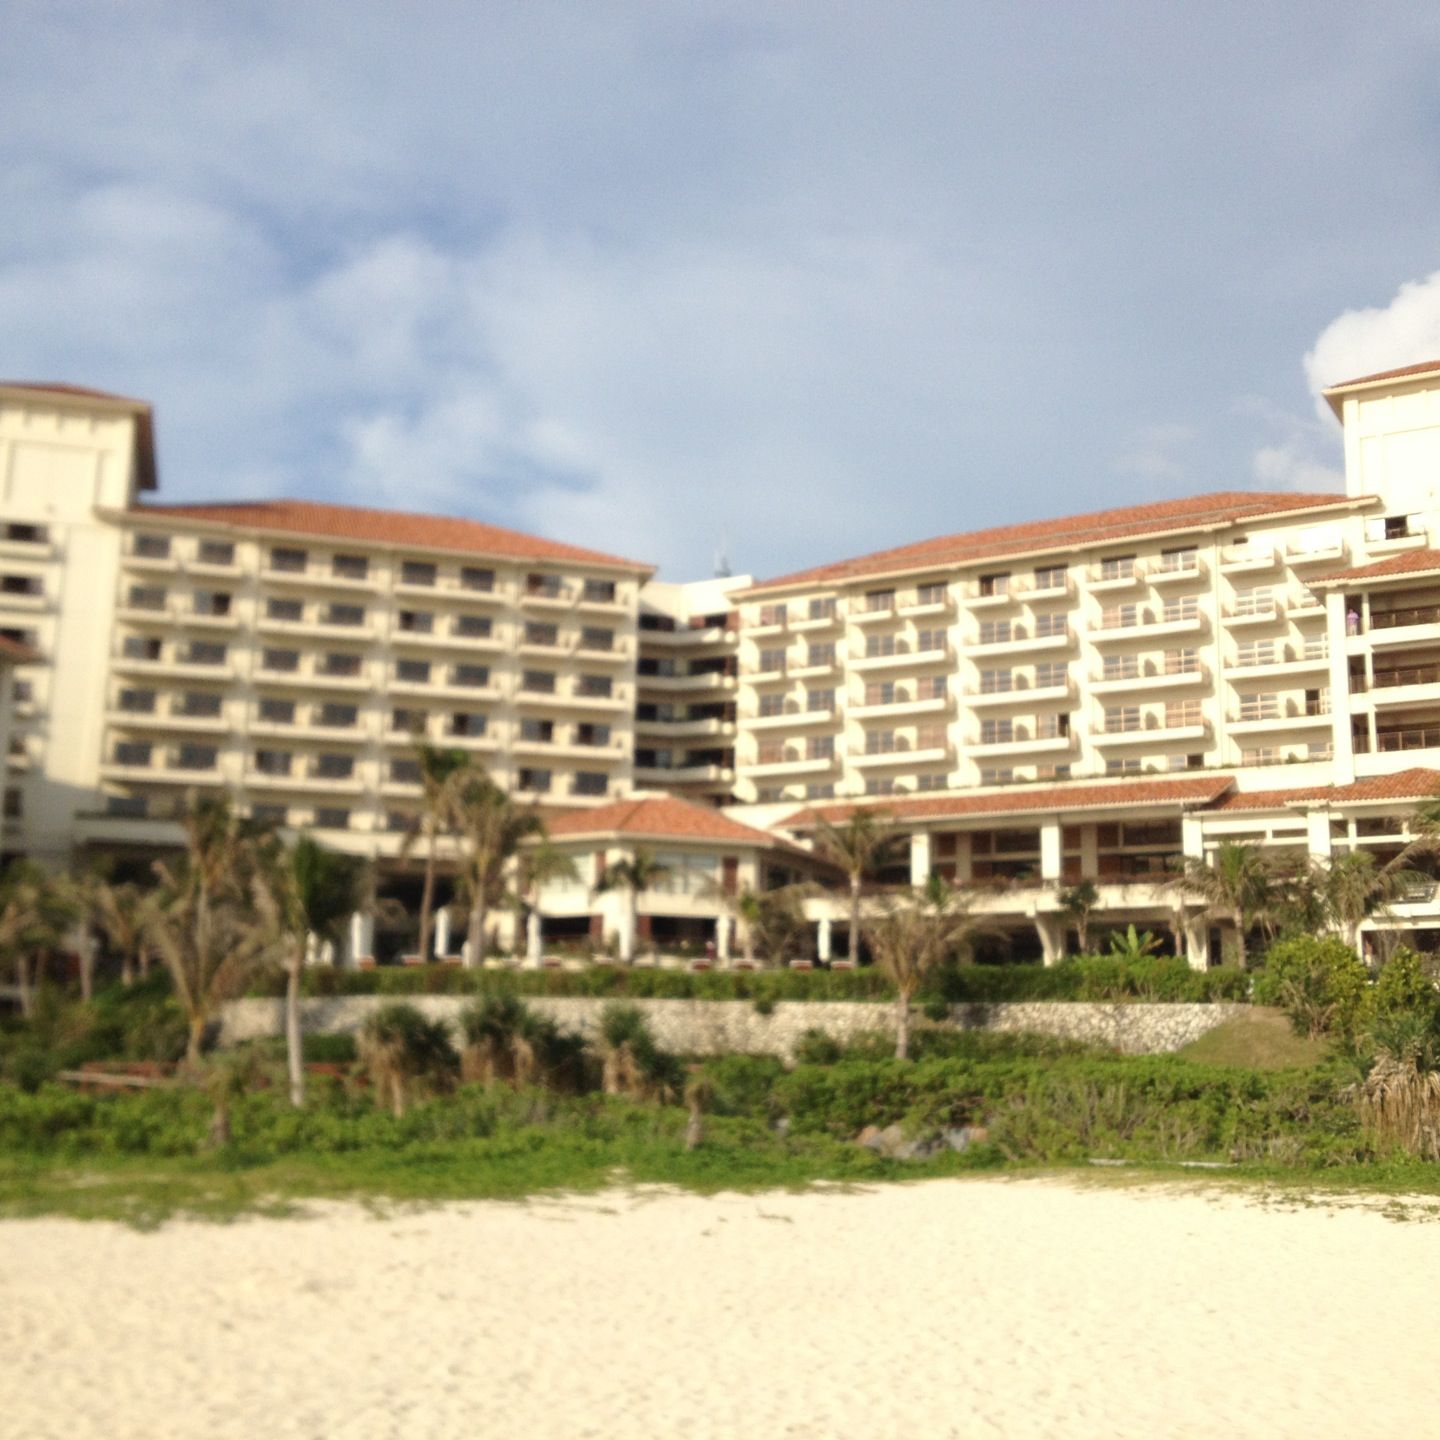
top-left (862, 878), bottom-right (981, 1060)
top-left (1058, 880), bottom-right (1099, 956)
top-left (1315, 850), bottom-right (1432, 956)
top-left (84, 877), bottom-right (156, 986)
top-left (448, 767), bottom-right (547, 966)
top-left (812, 808), bottom-right (901, 964)
top-left (357, 1002), bottom-right (458, 1118)
top-left (0, 860), bottom-right (76, 1019)
top-left (254, 832), bottom-right (365, 1107)
top-left (512, 840), bottom-right (580, 964)
top-left (1169, 841), bottom-right (1279, 970)
top-left (595, 849), bottom-right (670, 961)
top-left (400, 743), bottom-right (471, 965)
top-left (145, 796), bottom-right (276, 1065)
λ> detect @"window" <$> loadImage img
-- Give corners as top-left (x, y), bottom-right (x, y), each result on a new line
top-left (806, 782), bottom-right (836, 799)
top-left (808, 597), bottom-right (837, 621)
top-left (1158, 547), bottom-right (1197, 573)
top-left (807, 735), bottom-right (835, 760)
top-left (525, 573), bottom-right (563, 598)
top-left (978, 573), bottom-right (1009, 597)
top-left (454, 614), bottom-right (491, 638)
top-left (252, 804), bottom-right (288, 827)
top-left (314, 754), bottom-right (355, 780)
top-left (1034, 612), bottom-right (1067, 638)
top-left (259, 698), bottom-right (295, 724)
top-left (175, 744), bottom-right (218, 771)
top-left (261, 648), bottom-right (299, 673)
top-left (865, 589), bottom-right (896, 613)
top-left (525, 622), bottom-right (560, 647)
top-left (332, 554), bottom-right (368, 580)
top-left (806, 643), bottom-right (835, 668)
top-left (270, 546), bottom-right (306, 573)
top-left (1105, 706), bottom-right (1142, 734)
top-left (197, 538), bottom-right (235, 566)
top-left (391, 708), bottom-right (419, 732)
top-left (449, 713), bottom-right (486, 737)
top-left (518, 768), bottom-right (552, 793)
top-left (133, 534), bottom-right (171, 559)
top-left (318, 702), bottom-right (358, 728)
top-left (916, 774), bottom-right (947, 792)
top-left (1165, 700), bottom-right (1202, 728)
top-left (1034, 565), bottom-right (1066, 591)
top-left (1234, 641), bottom-right (1274, 669)
top-left (401, 560), bottom-right (437, 587)
top-left (315, 808), bottom-right (351, 830)
top-left (582, 578), bottom-right (616, 604)
top-left (114, 741), bottom-right (153, 766)
top-left (1034, 662), bottom-right (1067, 689)
top-left (185, 641), bottom-right (227, 666)
top-left (575, 722), bottom-right (610, 747)
top-left (917, 723), bottom-right (947, 750)
top-left (255, 750), bottom-right (292, 776)
top-left (1102, 655), bottom-right (1138, 681)
top-left (1241, 747), bottom-right (1279, 766)
top-left (1101, 605), bottom-right (1137, 630)
top-left (866, 730), bottom-right (899, 755)
top-left (1162, 597), bottom-right (1200, 623)
top-left (395, 659), bottom-right (431, 684)
top-left (1099, 555), bottom-right (1136, 581)
top-left (461, 566), bottom-right (494, 592)
top-left (979, 668), bottom-right (1013, 695)
top-left (266, 598), bottom-right (304, 622)
top-left (1106, 757), bottom-right (1142, 775)
top-left (916, 583), bottom-right (947, 606)
top-left (865, 634), bottom-right (900, 659)
top-left (193, 590), bottom-right (231, 617)
top-left (178, 692), bottom-right (222, 718)
top-left (980, 718), bottom-right (1013, 744)
top-left (917, 627), bottom-right (946, 653)
top-left (0, 575), bottom-right (41, 597)
top-left (572, 772), bottom-right (608, 796)
top-left (117, 688), bottom-right (156, 714)
top-left (320, 653), bottom-right (361, 677)
top-left (127, 585), bottom-right (166, 612)
top-left (809, 687), bottom-right (835, 711)
top-left (1232, 587), bottom-right (1274, 617)
top-left (759, 603), bottom-right (787, 627)
top-left (580, 626), bottom-right (613, 651)
top-left (865, 777), bottom-right (896, 796)
top-left (759, 647), bottom-right (787, 673)
top-left (1237, 693), bottom-right (1280, 723)
top-left (326, 604), bottom-right (365, 627)
top-left (4, 523), bottom-right (47, 544)
top-left (453, 664), bottom-right (490, 688)
top-left (397, 610), bottom-right (433, 634)
top-left (390, 759), bottom-right (422, 784)
top-left (577, 675), bottom-right (612, 698)
top-left (865, 681), bottom-right (898, 706)
top-left (1165, 648), bottom-right (1199, 675)
top-left (520, 718), bottom-right (555, 743)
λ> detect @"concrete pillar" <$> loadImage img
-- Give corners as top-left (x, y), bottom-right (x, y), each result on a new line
top-left (1306, 808), bottom-right (1333, 862)
top-left (910, 831), bottom-right (931, 886)
top-left (716, 913), bottom-right (731, 961)
top-left (348, 911), bottom-right (373, 968)
top-left (1039, 821), bottom-right (1062, 884)
top-left (817, 915), bottom-right (833, 961)
top-left (1181, 814), bottom-right (1206, 861)
top-left (1184, 916), bottom-right (1210, 971)
top-left (434, 906), bottom-right (451, 959)
top-left (1327, 589), bottom-right (1356, 784)
top-left (526, 911), bottom-right (542, 966)
top-left (1035, 913), bottom-right (1065, 966)
top-left (304, 931), bottom-right (320, 968)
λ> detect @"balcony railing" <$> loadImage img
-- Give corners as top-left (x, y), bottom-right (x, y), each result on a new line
top-left (1370, 605), bottom-right (1440, 631)
top-left (1376, 725), bottom-right (1440, 753)
top-left (1374, 664), bottom-right (1440, 689)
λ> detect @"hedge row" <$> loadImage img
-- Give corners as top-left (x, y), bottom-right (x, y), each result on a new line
top-left (268, 955), bottom-right (1249, 1005)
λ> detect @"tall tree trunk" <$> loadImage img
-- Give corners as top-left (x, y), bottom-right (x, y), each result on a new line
top-left (138, 945), bottom-right (151, 980)
top-left (894, 993), bottom-right (912, 1060)
top-left (625, 892), bottom-right (638, 962)
top-left (1234, 913), bottom-right (1248, 971)
top-left (15, 950), bottom-right (33, 1020)
top-left (849, 877), bottom-right (861, 963)
top-left (186, 1014), bottom-right (207, 1067)
top-left (417, 834), bottom-right (437, 963)
top-left (120, 948), bottom-right (135, 986)
top-left (79, 935), bottom-right (95, 1003)
top-left (285, 946), bottom-right (305, 1109)
top-left (467, 898), bottom-right (487, 968)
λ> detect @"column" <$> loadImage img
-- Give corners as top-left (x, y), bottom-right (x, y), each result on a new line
top-left (909, 831), bottom-right (931, 886)
top-left (1184, 916), bottom-right (1210, 971)
top-left (1181, 814), bottom-right (1206, 862)
top-left (716, 913), bottom-right (731, 962)
top-left (1326, 590), bottom-right (1356, 784)
top-left (817, 915), bottom-right (832, 962)
top-left (1034, 913), bottom-right (1065, 966)
top-left (347, 911), bottom-right (372, 968)
top-left (1306, 807), bottom-right (1333, 862)
top-left (434, 906), bottom-right (451, 959)
top-left (1039, 820), bottom-right (1062, 884)
top-left (526, 911), bottom-right (542, 966)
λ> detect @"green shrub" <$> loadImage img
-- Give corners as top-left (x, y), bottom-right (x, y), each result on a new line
top-left (1253, 937), bottom-right (1369, 1040)
top-left (1372, 947), bottom-right (1439, 1026)
top-left (793, 1028), bottom-right (844, 1065)
top-left (302, 1033), bottom-right (358, 1065)
top-left (357, 1004), bottom-right (459, 1115)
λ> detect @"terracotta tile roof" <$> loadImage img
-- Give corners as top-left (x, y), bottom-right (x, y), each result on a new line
top-left (1, 381), bottom-right (157, 491)
top-left (0, 635), bottom-right (41, 664)
top-left (1215, 768), bottom-right (1440, 811)
top-left (546, 794), bottom-right (792, 848)
top-left (743, 491), bottom-right (1357, 595)
top-left (783, 775), bottom-right (1236, 829)
top-left (129, 498), bottom-right (653, 573)
top-left (1321, 360), bottom-right (1440, 418)
top-left (1309, 549), bottom-right (1440, 586)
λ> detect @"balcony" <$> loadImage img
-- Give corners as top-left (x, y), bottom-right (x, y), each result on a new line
top-left (851, 690), bottom-right (951, 720)
top-left (641, 668), bottom-right (735, 692)
top-left (746, 750), bottom-right (837, 778)
top-left (1228, 699), bottom-right (1331, 733)
top-left (1224, 600), bottom-right (1284, 628)
top-left (1370, 664), bottom-right (1440, 707)
top-left (1218, 544), bottom-right (1279, 573)
top-left (1364, 605), bottom-right (1440, 650)
top-left (105, 703), bottom-right (230, 735)
top-left (1089, 664), bottom-right (1208, 695)
top-left (1090, 611), bottom-right (1205, 644)
top-left (1094, 718), bottom-right (1210, 747)
top-left (745, 705), bottom-right (836, 731)
top-left (518, 582), bottom-right (575, 610)
top-left (967, 582), bottom-right (1025, 608)
top-left (1285, 540), bottom-right (1347, 568)
top-left (1375, 723), bottom-right (1440, 754)
top-left (851, 642), bottom-right (950, 674)
top-left (968, 725), bottom-right (1076, 757)
top-left (636, 714), bottom-right (735, 738)
top-left (246, 767), bottom-right (367, 795)
top-left (964, 679), bottom-right (1073, 709)
top-left (968, 625), bottom-right (1075, 656)
top-left (897, 590), bottom-right (954, 618)
top-left (1229, 643), bottom-right (1329, 676)
top-left (790, 608), bottom-right (843, 633)
top-left (850, 602), bottom-right (900, 627)
top-left (1150, 556), bottom-right (1206, 586)
top-left (1087, 562), bottom-right (1145, 592)
top-left (852, 741), bottom-right (952, 770)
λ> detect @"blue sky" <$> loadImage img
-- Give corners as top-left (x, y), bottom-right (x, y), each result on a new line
top-left (6, 2), bottom-right (1440, 580)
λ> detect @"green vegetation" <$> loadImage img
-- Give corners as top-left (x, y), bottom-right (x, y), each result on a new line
top-left (1174, 1010), bottom-right (1330, 1070)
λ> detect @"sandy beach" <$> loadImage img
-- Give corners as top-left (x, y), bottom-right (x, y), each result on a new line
top-left (3, 1176), bottom-right (1439, 1439)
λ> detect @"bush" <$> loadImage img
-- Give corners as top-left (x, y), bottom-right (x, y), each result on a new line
top-left (357, 1004), bottom-right (458, 1116)
top-left (1372, 947), bottom-right (1439, 1026)
top-left (1253, 937), bottom-right (1369, 1040)
top-left (302, 1033), bottom-right (358, 1065)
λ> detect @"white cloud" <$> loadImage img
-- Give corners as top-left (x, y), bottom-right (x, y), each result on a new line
top-left (1304, 271), bottom-right (1440, 416)
top-left (1113, 424), bottom-right (1195, 483)
top-left (1252, 442), bottom-right (1342, 493)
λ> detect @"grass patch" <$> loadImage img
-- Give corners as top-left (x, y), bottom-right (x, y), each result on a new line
top-left (1175, 1009), bottom-right (1330, 1070)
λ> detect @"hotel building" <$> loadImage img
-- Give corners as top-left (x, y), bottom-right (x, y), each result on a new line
top-left (6, 360), bottom-right (1440, 962)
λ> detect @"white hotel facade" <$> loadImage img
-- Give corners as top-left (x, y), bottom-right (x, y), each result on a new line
top-left (5, 363), bottom-right (1440, 963)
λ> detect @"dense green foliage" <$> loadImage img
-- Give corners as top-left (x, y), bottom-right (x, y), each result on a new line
top-left (1252, 936), bottom-right (1371, 1039)
top-left (264, 955), bottom-right (1249, 1005)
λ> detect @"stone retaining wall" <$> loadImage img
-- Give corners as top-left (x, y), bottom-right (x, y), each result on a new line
top-left (220, 996), bottom-right (1245, 1061)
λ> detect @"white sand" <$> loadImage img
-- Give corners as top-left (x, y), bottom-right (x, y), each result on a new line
top-left (3, 1177), bottom-right (1439, 1439)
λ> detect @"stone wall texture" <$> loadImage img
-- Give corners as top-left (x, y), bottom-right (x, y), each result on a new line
top-left (220, 996), bottom-right (1246, 1061)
